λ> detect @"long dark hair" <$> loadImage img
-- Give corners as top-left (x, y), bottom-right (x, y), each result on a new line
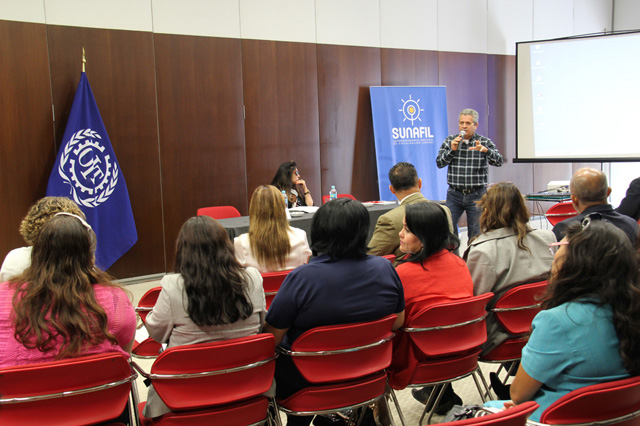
top-left (11, 214), bottom-right (119, 359)
top-left (477, 182), bottom-right (531, 252)
top-left (399, 202), bottom-right (459, 268)
top-left (270, 161), bottom-right (297, 192)
top-left (175, 216), bottom-right (253, 326)
top-left (542, 220), bottom-right (640, 375)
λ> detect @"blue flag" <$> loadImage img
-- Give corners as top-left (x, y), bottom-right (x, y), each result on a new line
top-left (47, 72), bottom-right (137, 270)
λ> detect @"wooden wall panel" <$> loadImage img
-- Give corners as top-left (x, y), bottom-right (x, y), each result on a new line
top-left (380, 49), bottom-right (439, 86)
top-left (438, 52), bottom-right (489, 136)
top-left (0, 20), bottom-right (55, 261)
top-left (317, 44), bottom-right (381, 202)
top-left (241, 40), bottom-right (321, 204)
top-left (155, 34), bottom-right (246, 267)
top-left (487, 54), bottom-right (534, 193)
top-left (47, 26), bottom-right (165, 278)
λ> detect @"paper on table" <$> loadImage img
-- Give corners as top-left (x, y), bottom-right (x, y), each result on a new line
top-left (288, 206), bottom-right (320, 214)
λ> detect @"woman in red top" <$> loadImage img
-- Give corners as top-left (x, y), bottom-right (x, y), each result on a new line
top-left (391, 202), bottom-right (474, 413)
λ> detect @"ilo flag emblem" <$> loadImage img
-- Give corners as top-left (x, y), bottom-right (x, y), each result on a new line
top-left (47, 72), bottom-right (137, 270)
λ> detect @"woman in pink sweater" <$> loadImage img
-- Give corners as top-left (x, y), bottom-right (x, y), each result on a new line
top-left (0, 213), bottom-right (135, 367)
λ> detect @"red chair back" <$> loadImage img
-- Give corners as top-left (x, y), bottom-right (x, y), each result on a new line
top-left (146, 334), bottom-right (275, 411)
top-left (545, 201), bottom-right (577, 225)
top-left (197, 205), bottom-right (241, 219)
top-left (136, 286), bottom-right (161, 323)
top-left (0, 353), bottom-right (135, 426)
top-left (322, 193), bottom-right (357, 204)
top-left (539, 376), bottom-right (640, 425)
top-left (261, 270), bottom-right (292, 310)
top-left (492, 281), bottom-right (547, 335)
top-left (287, 314), bottom-right (397, 384)
top-left (437, 401), bottom-right (538, 425)
top-left (381, 254), bottom-right (396, 262)
top-left (405, 293), bottom-right (494, 357)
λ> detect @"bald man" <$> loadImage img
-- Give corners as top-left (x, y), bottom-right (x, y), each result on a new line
top-left (553, 168), bottom-right (638, 246)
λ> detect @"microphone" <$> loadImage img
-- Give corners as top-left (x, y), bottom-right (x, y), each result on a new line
top-left (460, 130), bottom-right (466, 143)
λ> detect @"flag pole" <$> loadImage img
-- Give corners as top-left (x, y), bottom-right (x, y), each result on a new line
top-left (82, 47), bottom-right (86, 72)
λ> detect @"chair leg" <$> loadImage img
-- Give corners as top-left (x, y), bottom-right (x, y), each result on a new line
top-left (387, 388), bottom-right (408, 426)
top-left (129, 379), bottom-right (141, 426)
top-left (419, 384), bottom-right (444, 426)
top-left (472, 370), bottom-right (493, 402)
top-left (269, 398), bottom-right (284, 426)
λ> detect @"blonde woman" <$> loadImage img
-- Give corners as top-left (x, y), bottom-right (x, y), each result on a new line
top-left (234, 185), bottom-right (311, 273)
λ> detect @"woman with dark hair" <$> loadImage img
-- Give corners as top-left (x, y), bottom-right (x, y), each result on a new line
top-left (143, 215), bottom-right (265, 418)
top-left (271, 161), bottom-right (314, 208)
top-left (1, 196), bottom-right (85, 282)
top-left (0, 213), bottom-right (135, 367)
top-left (234, 185), bottom-right (311, 272)
top-left (487, 219), bottom-right (640, 421)
top-left (264, 199), bottom-right (405, 426)
top-left (391, 202), bottom-right (474, 412)
top-left (464, 182), bottom-right (555, 354)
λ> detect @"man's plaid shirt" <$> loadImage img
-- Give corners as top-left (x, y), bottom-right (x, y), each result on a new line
top-left (436, 133), bottom-right (503, 189)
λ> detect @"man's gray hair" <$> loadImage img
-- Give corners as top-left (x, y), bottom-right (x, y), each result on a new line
top-left (570, 168), bottom-right (608, 203)
top-left (459, 108), bottom-right (479, 124)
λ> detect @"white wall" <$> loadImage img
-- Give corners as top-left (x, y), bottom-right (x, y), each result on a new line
top-left (0, 0), bottom-right (614, 56)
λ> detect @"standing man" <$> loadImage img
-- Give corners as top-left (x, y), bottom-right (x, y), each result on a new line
top-left (436, 108), bottom-right (503, 240)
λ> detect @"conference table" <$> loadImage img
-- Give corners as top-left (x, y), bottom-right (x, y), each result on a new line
top-left (218, 202), bottom-right (398, 245)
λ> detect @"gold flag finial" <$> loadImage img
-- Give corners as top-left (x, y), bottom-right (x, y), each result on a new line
top-left (82, 47), bottom-right (86, 72)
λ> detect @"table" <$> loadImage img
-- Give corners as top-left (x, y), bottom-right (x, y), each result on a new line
top-left (218, 203), bottom-right (398, 245)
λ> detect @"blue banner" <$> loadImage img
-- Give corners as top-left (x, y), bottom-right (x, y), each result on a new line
top-left (370, 86), bottom-right (448, 201)
top-left (47, 72), bottom-right (137, 270)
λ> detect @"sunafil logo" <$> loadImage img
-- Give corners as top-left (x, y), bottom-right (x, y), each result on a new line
top-left (392, 95), bottom-right (434, 140)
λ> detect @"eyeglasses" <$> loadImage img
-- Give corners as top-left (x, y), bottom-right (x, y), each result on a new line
top-left (294, 169), bottom-right (300, 177)
top-left (548, 241), bottom-right (569, 256)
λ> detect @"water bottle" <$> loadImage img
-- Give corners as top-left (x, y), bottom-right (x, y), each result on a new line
top-left (329, 185), bottom-right (337, 201)
top-left (282, 190), bottom-right (288, 208)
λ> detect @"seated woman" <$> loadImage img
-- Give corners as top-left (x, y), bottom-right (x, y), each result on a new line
top-left (271, 160), bottom-right (313, 208)
top-left (488, 219), bottom-right (640, 421)
top-left (264, 199), bottom-right (405, 426)
top-left (0, 213), bottom-right (135, 367)
top-left (143, 215), bottom-right (266, 418)
top-left (390, 202), bottom-right (474, 413)
top-left (234, 185), bottom-right (311, 273)
top-left (464, 182), bottom-right (555, 355)
top-left (0, 196), bottom-right (84, 282)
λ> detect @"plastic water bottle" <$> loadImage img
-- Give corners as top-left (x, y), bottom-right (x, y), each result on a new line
top-left (329, 185), bottom-right (337, 201)
top-left (282, 190), bottom-right (288, 208)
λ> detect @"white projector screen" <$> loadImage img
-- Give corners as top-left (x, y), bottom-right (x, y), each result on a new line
top-left (516, 31), bottom-right (640, 162)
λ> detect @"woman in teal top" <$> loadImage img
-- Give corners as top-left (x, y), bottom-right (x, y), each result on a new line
top-left (488, 218), bottom-right (640, 421)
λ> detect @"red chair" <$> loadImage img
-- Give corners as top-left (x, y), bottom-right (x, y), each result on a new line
top-left (134, 333), bottom-right (277, 426)
top-left (388, 293), bottom-right (494, 425)
top-left (321, 193), bottom-right (357, 204)
top-left (0, 352), bottom-right (138, 425)
top-left (532, 376), bottom-right (640, 425)
top-left (481, 281), bottom-right (548, 381)
top-left (276, 315), bottom-right (397, 424)
top-left (438, 401), bottom-right (538, 425)
top-left (261, 270), bottom-right (292, 310)
top-left (381, 254), bottom-right (396, 262)
top-left (133, 286), bottom-right (163, 359)
top-left (545, 201), bottom-right (577, 226)
top-left (197, 205), bottom-right (242, 219)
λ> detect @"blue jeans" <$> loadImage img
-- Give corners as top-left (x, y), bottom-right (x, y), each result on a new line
top-left (446, 186), bottom-right (486, 241)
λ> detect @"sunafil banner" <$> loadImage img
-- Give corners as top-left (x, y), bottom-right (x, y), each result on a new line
top-left (370, 86), bottom-right (448, 201)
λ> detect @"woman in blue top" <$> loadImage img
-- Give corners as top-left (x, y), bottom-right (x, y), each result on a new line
top-left (496, 218), bottom-right (640, 421)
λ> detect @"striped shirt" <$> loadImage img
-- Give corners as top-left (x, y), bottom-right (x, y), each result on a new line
top-left (436, 133), bottom-right (503, 189)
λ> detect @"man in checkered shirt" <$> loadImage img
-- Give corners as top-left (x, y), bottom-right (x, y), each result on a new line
top-left (436, 108), bottom-right (503, 241)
